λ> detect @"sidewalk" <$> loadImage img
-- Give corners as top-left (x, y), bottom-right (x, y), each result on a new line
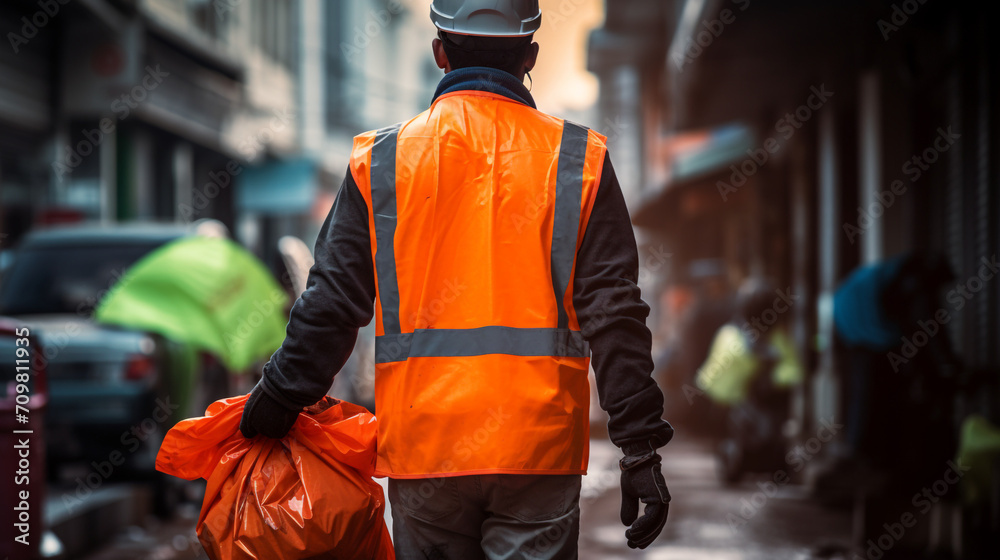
top-left (80, 435), bottom-right (853, 559)
top-left (580, 436), bottom-right (854, 559)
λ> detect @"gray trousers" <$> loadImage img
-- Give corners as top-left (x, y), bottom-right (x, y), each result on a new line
top-left (388, 474), bottom-right (582, 560)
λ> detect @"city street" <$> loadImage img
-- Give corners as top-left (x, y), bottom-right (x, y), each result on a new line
top-left (77, 435), bottom-right (852, 559)
top-left (3, 1), bottom-right (997, 558)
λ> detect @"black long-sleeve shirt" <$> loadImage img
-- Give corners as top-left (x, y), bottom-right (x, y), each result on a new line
top-left (258, 69), bottom-right (672, 449)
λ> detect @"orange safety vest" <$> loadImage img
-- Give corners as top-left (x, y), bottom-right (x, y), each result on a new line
top-left (350, 90), bottom-right (608, 478)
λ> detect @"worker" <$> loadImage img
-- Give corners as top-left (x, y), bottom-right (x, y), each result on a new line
top-left (239, 1), bottom-right (674, 557)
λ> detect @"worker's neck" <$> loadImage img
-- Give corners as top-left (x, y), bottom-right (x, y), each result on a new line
top-left (431, 66), bottom-right (536, 109)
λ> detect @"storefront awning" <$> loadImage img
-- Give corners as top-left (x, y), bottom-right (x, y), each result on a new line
top-left (633, 123), bottom-right (753, 230)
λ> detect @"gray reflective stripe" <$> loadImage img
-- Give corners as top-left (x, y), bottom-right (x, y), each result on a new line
top-left (374, 326), bottom-right (590, 364)
top-left (551, 122), bottom-right (590, 329)
top-left (371, 124), bottom-right (402, 335)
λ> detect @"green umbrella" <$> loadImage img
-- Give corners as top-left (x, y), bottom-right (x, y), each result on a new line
top-left (96, 236), bottom-right (290, 372)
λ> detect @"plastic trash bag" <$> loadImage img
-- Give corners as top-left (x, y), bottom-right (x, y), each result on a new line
top-left (156, 395), bottom-right (394, 560)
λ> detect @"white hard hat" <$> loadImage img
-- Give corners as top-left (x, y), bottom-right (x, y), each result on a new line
top-left (430, 0), bottom-right (541, 37)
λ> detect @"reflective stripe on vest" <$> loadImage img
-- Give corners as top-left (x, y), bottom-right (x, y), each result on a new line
top-left (370, 123), bottom-right (402, 336)
top-left (552, 122), bottom-right (589, 329)
top-left (369, 121), bottom-right (592, 364)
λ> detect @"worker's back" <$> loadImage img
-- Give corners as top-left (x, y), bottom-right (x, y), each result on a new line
top-left (350, 88), bottom-right (609, 477)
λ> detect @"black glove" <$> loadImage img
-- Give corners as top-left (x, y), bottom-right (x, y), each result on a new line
top-left (619, 441), bottom-right (671, 549)
top-left (239, 384), bottom-right (301, 439)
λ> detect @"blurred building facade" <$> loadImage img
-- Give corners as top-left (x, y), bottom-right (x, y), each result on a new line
top-left (0, 0), bottom-right (438, 268)
top-left (590, 0), bottom-right (998, 552)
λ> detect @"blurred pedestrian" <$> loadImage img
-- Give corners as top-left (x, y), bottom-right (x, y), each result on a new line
top-left (670, 260), bottom-right (734, 435)
top-left (238, 1), bottom-right (674, 557)
top-left (696, 278), bottom-right (802, 481)
top-left (833, 253), bottom-right (958, 482)
top-left (830, 253), bottom-right (961, 557)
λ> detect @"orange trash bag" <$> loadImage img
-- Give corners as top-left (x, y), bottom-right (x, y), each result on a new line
top-left (156, 395), bottom-right (394, 560)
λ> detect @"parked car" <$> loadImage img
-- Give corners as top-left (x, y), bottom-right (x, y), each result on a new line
top-left (0, 222), bottom-right (233, 514)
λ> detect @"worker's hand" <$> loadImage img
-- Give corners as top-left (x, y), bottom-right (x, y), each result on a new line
top-left (239, 383), bottom-right (301, 439)
top-left (619, 441), bottom-right (670, 549)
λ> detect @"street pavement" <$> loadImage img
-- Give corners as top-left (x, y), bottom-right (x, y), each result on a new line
top-left (579, 436), bottom-right (853, 559)
top-left (80, 436), bottom-right (853, 559)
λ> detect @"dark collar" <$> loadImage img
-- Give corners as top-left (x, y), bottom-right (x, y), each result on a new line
top-left (431, 67), bottom-right (536, 109)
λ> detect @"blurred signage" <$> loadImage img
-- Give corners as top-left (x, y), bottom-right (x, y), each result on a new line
top-left (236, 159), bottom-right (317, 215)
top-left (62, 179), bottom-right (103, 216)
top-left (61, 21), bottom-right (143, 115)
